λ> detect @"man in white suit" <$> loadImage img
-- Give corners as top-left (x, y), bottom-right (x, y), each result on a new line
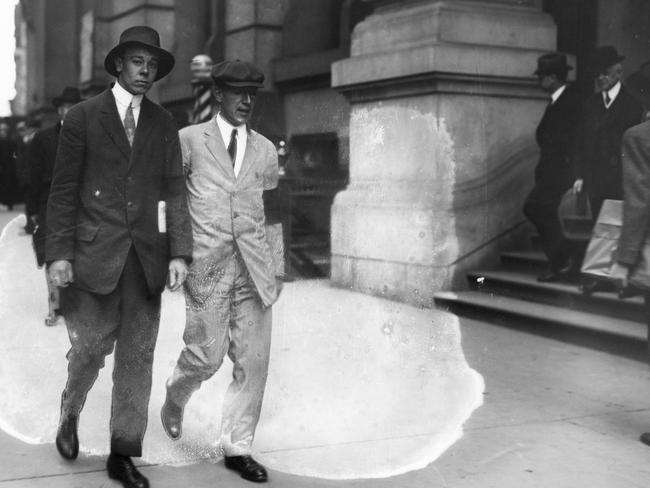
top-left (161, 60), bottom-right (284, 483)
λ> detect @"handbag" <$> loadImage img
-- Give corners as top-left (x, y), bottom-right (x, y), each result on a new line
top-left (580, 199), bottom-right (650, 290)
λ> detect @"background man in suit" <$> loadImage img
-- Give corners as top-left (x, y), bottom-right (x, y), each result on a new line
top-left (26, 86), bottom-right (83, 327)
top-left (572, 46), bottom-right (643, 220)
top-left (46, 26), bottom-right (193, 488)
top-left (160, 60), bottom-right (284, 483)
top-left (610, 76), bottom-right (650, 446)
top-left (523, 53), bottom-right (582, 282)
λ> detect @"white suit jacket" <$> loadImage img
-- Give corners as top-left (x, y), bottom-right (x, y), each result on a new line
top-left (180, 118), bottom-right (284, 307)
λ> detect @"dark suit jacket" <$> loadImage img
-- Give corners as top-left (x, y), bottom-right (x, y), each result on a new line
top-left (27, 122), bottom-right (61, 266)
top-left (574, 85), bottom-right (642, 201)
top-left (46, 89), bottom-right (193, 295)
top-left (534, 84), bottom-right (582, 190)
top-left (617, 120), bottom-right (650, 266)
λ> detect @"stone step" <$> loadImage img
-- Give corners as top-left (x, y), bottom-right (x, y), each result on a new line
top-left (466, 269), bottom-right (645, 323)
top-left (500, 249), bottom-right (548, 272)
top-left (433, 290), bottom-right (646, 344)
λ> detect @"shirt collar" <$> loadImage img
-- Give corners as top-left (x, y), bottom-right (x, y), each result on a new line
top-left (112, 81), bottom-right (143, 109)
top-left (216, 112), bottom-right (246, 136)
top-left (604, 81), bottom-right (621, 104)
top-left (550, 84), bottom-right (566, 104)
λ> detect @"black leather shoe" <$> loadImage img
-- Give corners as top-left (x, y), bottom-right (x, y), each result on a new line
top-left (537, 271), bottom-right (562, 283)
top-left (107, 453), bottom-right (149, 488)
top-left (225, 455), bottom-right (268, 482)
top-left (580, 279), bottom-right (608, 296)
top-left (160, 395), bottom-right (183, 440)
top-left (538, 257), bottom-right (575, 283)
top-left (55, 414), bottom-right (79, 460)
top-left (641, 433), bottom-right (650, 447)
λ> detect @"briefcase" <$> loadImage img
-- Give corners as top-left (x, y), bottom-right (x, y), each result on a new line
top-left (580, 199), bottom-right (650, 290)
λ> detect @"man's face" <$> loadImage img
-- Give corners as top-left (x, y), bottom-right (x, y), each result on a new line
top-left (215, 85), bottom-right (257, 126)
top-left (114, 46), bottom-right (159, 95)
top-left (0, 123), bottom-right (8, 139)
top-left (596, 63), bottom-right (622, 92)
top-left (537, 73), bottom-right (557, 93)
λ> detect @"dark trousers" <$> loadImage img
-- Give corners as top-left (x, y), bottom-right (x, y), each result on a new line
top-left (59, 246), bottom-right (161, 457)
top-left (523, 181), bottom-right (571, 271)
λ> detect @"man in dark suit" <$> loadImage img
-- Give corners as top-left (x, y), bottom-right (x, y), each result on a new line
top-left (26, 86), bottom-right (83, 327)
top-left (46, 26), bottom-right (193, 488)
top-left (572, 46), bottom-right (643, 220)
top-left (523, 53), bottom-right (582, 282)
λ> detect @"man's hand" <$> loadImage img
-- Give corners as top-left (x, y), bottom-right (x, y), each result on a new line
top-left (48, 260), bottom-right (73, 287)
top-left (610, 261), bottom-right (631, 289)
top-left (572, 179), bottom-right (584, 194)
top-left (167, 258), bottom-right (189, 291)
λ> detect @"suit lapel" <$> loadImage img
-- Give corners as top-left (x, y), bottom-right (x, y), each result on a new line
top-left (236, 130), bottom-right (259, 184)
top-left (204, 119), bottom-right (235, 179)
top-left (98, 90), bottom-right (131, 161)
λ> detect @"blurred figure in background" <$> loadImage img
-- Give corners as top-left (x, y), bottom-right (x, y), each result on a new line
top-left (26, 86), bottom-right (83, 327)
top-left (0, 121), bottom-right (17, 211)
top-left (15, 118), bottom-right (40, 233)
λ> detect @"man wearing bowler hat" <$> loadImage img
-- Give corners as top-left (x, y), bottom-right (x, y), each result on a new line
top-left (160, 59), bottom-right (284, 483)
top-left (524, 53), bottom-right (582, 282)
top-left (572, 46), bottom-right (643, 221)
top-left (572, 46), bottom-right (643, 295)
top-left (46, 26), bottom-right (193, 488)
top-left (27, 86), bottom-right (83, 327)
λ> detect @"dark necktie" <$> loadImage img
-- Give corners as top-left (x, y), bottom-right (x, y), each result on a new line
top-left (227, 128), bottom-right (237, 166)
top-left (604, 92), bottom-right (611, 107)
top-left (124, 102), bottom-right (136, 146)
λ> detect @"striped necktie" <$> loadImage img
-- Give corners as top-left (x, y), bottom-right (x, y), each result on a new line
top-left (124, 102), bottom-right (136, 146)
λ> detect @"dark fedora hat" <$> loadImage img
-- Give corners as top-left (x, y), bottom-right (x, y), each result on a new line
top-left (591, 45), bottom-right (625, 74)
top-left (52, 86), bottom-right (83, 107)
top-left (626, 61), bottom-right (650, 106)
top-left (534, 52), bottom-right (573, 77)
top-left (211, 59), bottom-right (264, 88)
top-left (104, 26), bottom-right (175, 81)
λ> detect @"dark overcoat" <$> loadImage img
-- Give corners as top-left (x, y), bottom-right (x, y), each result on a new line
top-left (46, 89), bottom-right (193, 295)
top-left (573, 86), bottom-right (642, 210)
top-left (534, 83), bottom-right (582, 191)
top-left (27, 122), bottom-right (60, 266)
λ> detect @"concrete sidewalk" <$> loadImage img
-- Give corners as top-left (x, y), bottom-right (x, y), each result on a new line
top-left (1, 207), bottom-right (650, 487)
top-left (2, 301), bottom-right (650, 487)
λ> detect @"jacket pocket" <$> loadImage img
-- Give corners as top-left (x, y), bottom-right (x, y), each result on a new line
top-left (76, 223), bottom-right (100, 242)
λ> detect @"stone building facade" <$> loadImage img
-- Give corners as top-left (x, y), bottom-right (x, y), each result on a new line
top-left (13, 0), bottom-right (650, 306)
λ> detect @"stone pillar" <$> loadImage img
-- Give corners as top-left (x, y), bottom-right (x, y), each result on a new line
top-left (330, 0), bottom-right (557, 307)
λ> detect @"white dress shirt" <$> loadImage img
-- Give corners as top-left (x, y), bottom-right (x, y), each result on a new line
top-left (216, 113), bottom-right (248, 177)
top-left (112, 82), bottom-right (143, 126)
top-left (550, 84), bottom-right (566, 105)
top-left (603, 81), bottom-right (621, 109)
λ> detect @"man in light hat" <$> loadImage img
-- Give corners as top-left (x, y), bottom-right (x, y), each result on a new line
top-left (161, 59), bottom-right (284, 483)
top-left (524, 53), bottom-right (582, 282)
top-left (572, 46), bottom-right (643, 295)
top-left (26, 86), bottom-right (83, 327)
top-left (46, 26), bottom-right (193, 488)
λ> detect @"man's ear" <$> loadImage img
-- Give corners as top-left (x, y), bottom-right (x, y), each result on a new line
top-left (212, 86), bottom-right (223, 103)
top-left (114, 56), bottom-right (124, 74)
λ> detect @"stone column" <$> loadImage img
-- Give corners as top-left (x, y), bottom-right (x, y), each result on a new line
top-left (330, 0), bottom-right (557, 307)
